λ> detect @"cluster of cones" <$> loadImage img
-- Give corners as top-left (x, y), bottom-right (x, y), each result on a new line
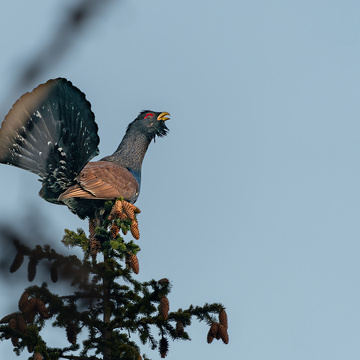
top-left (0, 291), bottom-right (49, 354)
top-left (10, 248), bottom-right (39, 283)
top-left (207, 309), bottom-right (229, 344)
top-left (88, 200), bottom-right (141, 260)
top-left (108, 199), bottom-right (141, 240)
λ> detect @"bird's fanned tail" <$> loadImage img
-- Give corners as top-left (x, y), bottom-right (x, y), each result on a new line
top-left (0, 78), bottom-right (100, 203)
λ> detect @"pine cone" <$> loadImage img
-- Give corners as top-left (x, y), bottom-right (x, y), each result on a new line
top-left (110, 223), bottom-right (120, 238)
top-left (90, 237), bottom-right (101, 260)
top-left (36, 299), bottom-right (49, 319)
top-left (209, 322), bottom-right (219, 337)
top-left (159, 337), bottom-right (169, 358)
top-left (130, 220), bottom-right (140, 240)
top-left (219, 309), bottom-right (228, 329)
top-left (158, 278), bottom-right (169, 286)
top-left (0, 312), bottom-right (19, 324)
top-left (175, 321), bottom-right (184, 337)
top-left (11, 336), bottom-right (19, 346)
top-left (108, 200), bottom-right (123, 221)
top-left (89, 218), bottom-right (96, 238)
top-left (159, 297), bottom-right (169, 320)
top-left (27, 257), bottom-right (38, 282)
top-left (24, 298), bottom-right (37, 323)
top-left (207, 329), bottom-right (214, 344)
top-left (66, 322), bottom-right (77, 344)
top-left (218, 324), bottom-right (229, 344)
top-left (8, 317), bottom-right (17, 338)
top-left (127, 253), bottom-right (139, 274)
top-left (17, 315), bottom-right (27, 334)
top-left (34, 352), bottom-right (43, 360)
top-left (9, 318), bottom-right (18, 345)
top-left (122, 201), bottom-right (135, 220)
top-left (50, 265), bottom-right (58, 283)
top-left (9, 251), bottom-right (24, 273)
top-left (18, 292), bottom-right (30, 313)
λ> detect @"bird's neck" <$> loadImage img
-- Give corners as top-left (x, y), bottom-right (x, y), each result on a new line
top-left (109, 130), bottom-right (151, 174)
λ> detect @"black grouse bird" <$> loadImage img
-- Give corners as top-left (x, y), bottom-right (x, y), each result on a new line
top-left (0, 78), bottom-right (170, 219)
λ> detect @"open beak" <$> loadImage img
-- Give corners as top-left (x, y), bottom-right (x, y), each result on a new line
top-left (157, 112), bottom-right (170, 121)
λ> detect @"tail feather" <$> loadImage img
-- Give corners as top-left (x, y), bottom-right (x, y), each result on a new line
top-left (0, 78), bottom-right (100, 202)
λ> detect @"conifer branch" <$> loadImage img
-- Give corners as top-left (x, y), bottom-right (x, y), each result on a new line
top-left (0, 200), bottom-right (228, 359)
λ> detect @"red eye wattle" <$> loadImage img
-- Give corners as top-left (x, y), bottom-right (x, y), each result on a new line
top-left (144, 113), bottom-right (154, 119)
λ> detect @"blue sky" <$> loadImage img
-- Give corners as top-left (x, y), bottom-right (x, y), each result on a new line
top-left (1, 1), bottom-right (360, 359)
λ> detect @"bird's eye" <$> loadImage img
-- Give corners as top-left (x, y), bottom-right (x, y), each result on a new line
top-left (144, 113), bottom-right (154, 119)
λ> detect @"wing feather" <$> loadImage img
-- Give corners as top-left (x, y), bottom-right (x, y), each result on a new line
top-left (58, 161), bottom-right (139, 202)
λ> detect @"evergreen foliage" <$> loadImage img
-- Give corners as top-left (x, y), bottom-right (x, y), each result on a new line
top-left (0, 200), bottom-right (228, 359)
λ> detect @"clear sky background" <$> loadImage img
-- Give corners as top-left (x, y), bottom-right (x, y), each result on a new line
top-left (0, 1), bottom-right (360, 359)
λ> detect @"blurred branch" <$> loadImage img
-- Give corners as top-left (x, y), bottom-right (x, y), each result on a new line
top-left (2, 0), bottom-right (115, 117)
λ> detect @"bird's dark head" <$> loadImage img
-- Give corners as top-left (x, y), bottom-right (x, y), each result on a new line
top-left (128, 110), bottom-right (170, 141)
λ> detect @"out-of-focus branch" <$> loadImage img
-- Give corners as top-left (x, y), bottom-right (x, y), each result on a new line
top-left (18, 0), bottom-right (115, 87)
top-left (1, 0), bottom-right (115, 117)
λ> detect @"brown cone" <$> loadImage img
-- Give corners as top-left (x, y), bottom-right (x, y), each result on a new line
top-left (130, 220), bottom-right (140, 240)
top-left (8, 317), bottom-right (17, 330)
top-left (159, 337), bottom-right (169, 358)
top-left (159, 297), bottom-right (169, 320)
top-left (27, 257), bottom-right (38, 282)
top-left (127, 253), bottom-right (139, 274)
top-left (18, 292), bottom-right (30, 313)
top-left (90, 237), bottom-right (101, 260)
top-left (34, 352), bottom-right (43, 360)
top-left (110, 223), bottom-right (120, 238)
top-left (0, 312), bottom-right (19, 324)
top-left (218, 324), bottom-right (229, 344)
top-left (24, 298), bottom-right (37, 323)
top-left (36, 299), bottom-right (49, 319)
top-left (50, 265), bottom-right (58, 283)
top-left (108, 200), bottom-right (123, 221)
top-left (9, 318), bottom-right (18, 345)
top-left (17, 315), bottom-right (27, 334)
top-left (122, 201), bottom-right (135, 220)
top-left (219, 309), bottom-right (228, 329)
top-left (66, 322), bottom-right (77, 344)
top-left (89, 219), bottom-right (96, 238)
top-left (175, 321), bottom-right (184, 337)
top-left (10, 251), bottom-right (24, 273)
top-left (207, 329), bottom-right (214, 344)
top-left (158, 278), bottom-right (169, 286)
top-left (21, 296), bottom-right (36, 316)
top-left (209, 322), bottom-right (219, 337)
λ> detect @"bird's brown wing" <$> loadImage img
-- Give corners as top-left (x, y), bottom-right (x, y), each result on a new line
top-left (58, 161), bottom-right (139, 201)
